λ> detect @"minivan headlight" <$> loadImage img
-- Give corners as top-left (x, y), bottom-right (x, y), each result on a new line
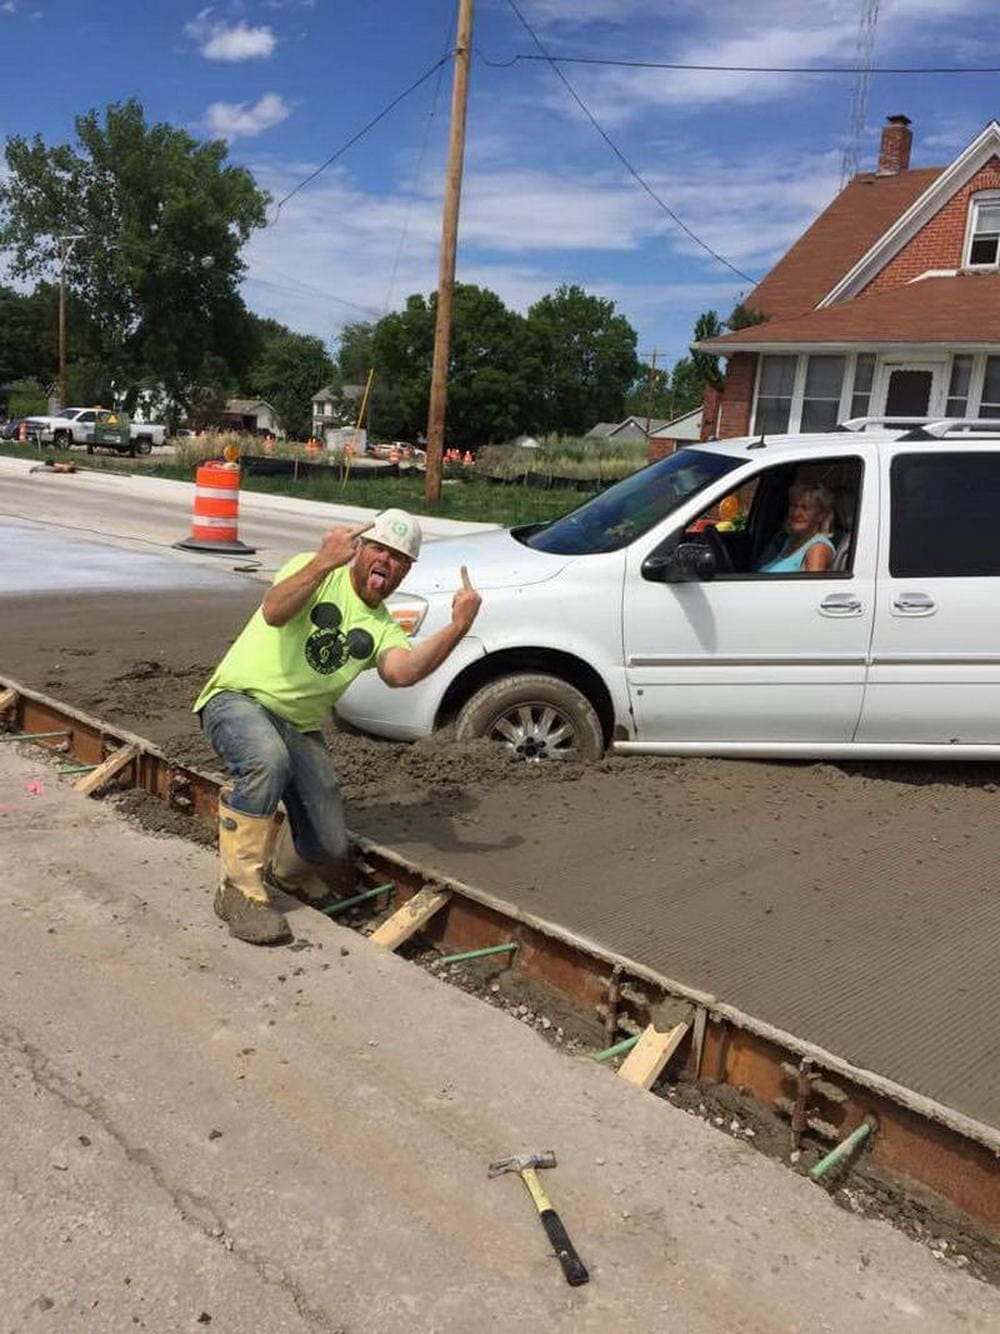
top-left (387, 593), bottom-right (428, 637)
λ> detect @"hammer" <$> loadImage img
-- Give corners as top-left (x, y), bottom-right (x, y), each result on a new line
top-left (488, 1150), bottom-right (589, 1286)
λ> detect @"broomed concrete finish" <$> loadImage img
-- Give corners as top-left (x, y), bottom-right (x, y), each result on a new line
top-left (2, 748), bottom-right (998, 1333)
top-left (361, 759), bottom-right (1000, 1134)
top-left (0, 455), bottom-right (494, 579)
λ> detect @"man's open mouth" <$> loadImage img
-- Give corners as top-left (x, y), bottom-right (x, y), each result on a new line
top-left (369, 564), bottom-right (390, 592)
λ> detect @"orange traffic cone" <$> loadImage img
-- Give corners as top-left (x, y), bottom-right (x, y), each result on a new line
top-left (174, 460), bottom-right (256, 554)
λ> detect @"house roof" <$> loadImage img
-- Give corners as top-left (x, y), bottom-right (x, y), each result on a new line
top-left (741, 168), bottom-right (943, 321)
top-left (696, 272), bottom-right (1000, 350)
top-left (649, 407), bottom-right (703, 440)
top-left (610, 416), bottom-right (670, 436)
top-left (225, 399), bottom-right (275, 415)
top-left (585, 421), bottom-right (617, 438)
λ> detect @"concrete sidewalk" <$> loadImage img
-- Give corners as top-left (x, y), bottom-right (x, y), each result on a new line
top-left (1, 744), bottom-right (997, 1333)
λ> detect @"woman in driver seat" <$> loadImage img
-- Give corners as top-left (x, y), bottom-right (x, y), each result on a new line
top-left (756, 482), bottom-right (835, 574)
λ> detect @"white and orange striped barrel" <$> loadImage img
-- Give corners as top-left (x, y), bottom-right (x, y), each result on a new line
top-left (189, 462), bottom-right (242, 545)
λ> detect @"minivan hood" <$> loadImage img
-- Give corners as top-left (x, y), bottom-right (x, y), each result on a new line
top-left (396, 526), bottom-right (571, 594)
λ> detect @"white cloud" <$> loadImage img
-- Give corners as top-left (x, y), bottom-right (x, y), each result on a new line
top-left (0, 2), bottom-right (17, 14)
top-left (186, 11), bottom-right (276, 61)
top-left (204, 93), bottom-right (291, 139)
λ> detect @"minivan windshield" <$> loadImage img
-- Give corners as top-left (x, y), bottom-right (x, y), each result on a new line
top-left (522, 448), bottom-right (744, 555)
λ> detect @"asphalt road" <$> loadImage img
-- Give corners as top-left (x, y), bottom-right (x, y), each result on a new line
top-left (3, 743), bottom-right (998, 1333)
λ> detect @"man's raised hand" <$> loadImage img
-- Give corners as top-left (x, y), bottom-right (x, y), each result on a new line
top-left (315, 522), bottom-right (373, 573)
top-left (452, 565), bottom-right (482, 632)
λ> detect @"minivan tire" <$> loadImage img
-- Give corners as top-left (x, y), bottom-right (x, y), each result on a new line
top-left (454, 672), bottom-right (605, 762)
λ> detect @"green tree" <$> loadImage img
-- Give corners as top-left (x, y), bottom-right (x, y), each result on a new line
top-left (525, 284), bottom-right (640, 435)
top-left (337, 321), bottom-right (375, 385)
top-left (665, 311), bottom-right (725, 416)
top-left (370, 285), bottom-right (532, 447)
top-left (0, 99), bottom-right (268, 417)
top-left (244, 316), bottom-right (337, 440)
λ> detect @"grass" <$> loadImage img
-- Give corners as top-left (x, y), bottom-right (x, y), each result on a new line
top-left (478, 434), bottom-right (648, 484)
top-left (0, 441), bottom-right (588, 527)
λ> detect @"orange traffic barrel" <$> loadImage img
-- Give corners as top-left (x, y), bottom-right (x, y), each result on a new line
top-left (174, 461), bottom-right (256, 555)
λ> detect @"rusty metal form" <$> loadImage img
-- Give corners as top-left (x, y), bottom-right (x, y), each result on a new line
top-left (1, 675), bottom-right (998, 1232)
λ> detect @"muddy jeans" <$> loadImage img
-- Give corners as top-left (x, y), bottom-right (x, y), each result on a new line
top-left (201, 690), bottom-right (348, 870)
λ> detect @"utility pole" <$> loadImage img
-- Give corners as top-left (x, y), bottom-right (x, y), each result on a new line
top-left (57, 234), bottom-right (86, 410)
top-left (424, 0), bottom-right (474, 505)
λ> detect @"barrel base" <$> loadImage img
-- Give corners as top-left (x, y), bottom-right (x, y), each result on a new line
top-left (173, 537), bottom-right (258, 555)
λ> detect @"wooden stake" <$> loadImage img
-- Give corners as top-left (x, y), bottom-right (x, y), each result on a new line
top-left (370, 886), bottom-right (452, 950)
top-left (0, 688), bottom-right (19, 714)
top-left (617, 1021), bottom-right (690, 1090)
top-left (74, 742), bottom-right (140, 797)
top-left (424, 0), bottom-right (474, 505)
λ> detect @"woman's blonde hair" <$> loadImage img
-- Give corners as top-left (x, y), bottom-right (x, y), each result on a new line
top-left (788, 482), bottom-right (834, 534)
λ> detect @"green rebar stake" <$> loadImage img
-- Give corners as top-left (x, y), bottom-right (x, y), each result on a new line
top-left (808, 1119), bottom-right (874, 1180)
top-left (592, 1034), bottom-right (641, 1063)
top-left (437, 942), bottom-right (518, 966)
top-left (57, 763), bottom-right (98, 775)
top-left (0, 730), bottom-right (71, 742)
top-left (322, 883), bottom-right (393, 917)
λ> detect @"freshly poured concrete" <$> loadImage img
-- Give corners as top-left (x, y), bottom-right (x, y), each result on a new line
top-left (2, 743), bottom-right (998, 1332)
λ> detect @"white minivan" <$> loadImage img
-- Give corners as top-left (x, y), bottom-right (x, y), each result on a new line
top-left (338, 420), bottom-right (1000, 762)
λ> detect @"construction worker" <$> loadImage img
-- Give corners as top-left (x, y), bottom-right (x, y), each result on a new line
top-left (193, 508), bottom-right (481, 945)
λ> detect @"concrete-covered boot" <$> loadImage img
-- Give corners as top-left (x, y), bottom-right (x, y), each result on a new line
top-left (266, 819), bottom-right (351, 908)
top-left (214, 799), bottom-right (291, 945)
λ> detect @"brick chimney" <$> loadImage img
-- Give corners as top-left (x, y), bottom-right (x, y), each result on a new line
top-left (877, 115), bottom-right (913, 175)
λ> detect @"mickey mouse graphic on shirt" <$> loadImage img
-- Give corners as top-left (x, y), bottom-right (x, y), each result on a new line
top-left (304, 602), bottom-right (375, 675)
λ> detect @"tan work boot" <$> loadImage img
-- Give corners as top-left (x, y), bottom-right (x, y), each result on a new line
top-left (266, 819), bottom-right (353, 907)
top-left (214, 799), bottom-right (291, 945)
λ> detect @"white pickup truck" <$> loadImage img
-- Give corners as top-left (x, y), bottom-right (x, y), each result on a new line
top-left (34, 407), bottom-right (168, 454)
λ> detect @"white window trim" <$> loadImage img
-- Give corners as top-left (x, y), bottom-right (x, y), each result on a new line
top-left (962, 190), bottom-right (1000, 270)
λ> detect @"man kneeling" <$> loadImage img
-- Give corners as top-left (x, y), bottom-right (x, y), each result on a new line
top-left (193, 508), bottom-right (481, 944)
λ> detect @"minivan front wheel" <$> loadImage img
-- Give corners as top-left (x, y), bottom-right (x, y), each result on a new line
top-left (454, 673), bottom-right (604, 762)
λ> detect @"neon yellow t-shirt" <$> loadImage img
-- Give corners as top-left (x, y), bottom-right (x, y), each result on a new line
top-left (193, 555), bottom-right (410, 732)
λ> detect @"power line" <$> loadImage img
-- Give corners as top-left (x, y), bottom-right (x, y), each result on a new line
top-left (246, 269), bottom-right (382, 317)
top-left (502, 0), bottom-right (758, 286)
top-left (480, 49), bottom-right (1000, 75)
top-left (270, 52), bottom-right (452, 222)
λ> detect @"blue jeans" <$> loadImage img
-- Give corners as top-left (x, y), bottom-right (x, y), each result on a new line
top-left (202, 691), bottom-right (348, 870)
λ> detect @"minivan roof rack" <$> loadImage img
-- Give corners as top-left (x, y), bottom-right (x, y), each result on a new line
top-left (898, 418), bottom-right (1000, 441)
top-left (840, 416), bottom-right (936, 432)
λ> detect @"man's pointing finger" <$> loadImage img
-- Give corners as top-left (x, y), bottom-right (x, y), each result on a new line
top-left (460, 565), bottom-right (472, 589)
top-left (349, 522), bottom-right (374, 540)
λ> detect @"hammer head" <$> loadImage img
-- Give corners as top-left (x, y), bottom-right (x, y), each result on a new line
top-left (488, 1150), bottom-right (557, 1177)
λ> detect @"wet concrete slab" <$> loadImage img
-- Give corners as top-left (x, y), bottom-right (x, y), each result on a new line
top-left (0, 522), bottom-right (252, 595)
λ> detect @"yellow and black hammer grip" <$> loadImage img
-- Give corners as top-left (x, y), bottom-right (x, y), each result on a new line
top-left (539, 1208), bottom-right (590, 1286)
top-left (521, 1168), bottom-right (589, 1286)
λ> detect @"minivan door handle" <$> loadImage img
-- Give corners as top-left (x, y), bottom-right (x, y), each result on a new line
top-left (892, 591), bottom-right (936, 616)
top-left (819, 592), bottom-right (863, 617)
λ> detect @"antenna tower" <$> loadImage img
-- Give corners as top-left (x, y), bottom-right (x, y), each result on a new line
top-left (840, 0), bottom-right (881, 189)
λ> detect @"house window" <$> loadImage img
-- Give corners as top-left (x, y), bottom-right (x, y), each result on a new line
top-left (800, 355), bottom-right (846, 432)
top-left (980, 357), bottom-right (1000, 418)
top-left (946, 355), bottom-right (973, 417)
top-left (755, 355), bottom-right (796, 433)
top-left (967, 197), bottom-right (1000, 267)
top-left (850, 354), bottom-right (875, 419)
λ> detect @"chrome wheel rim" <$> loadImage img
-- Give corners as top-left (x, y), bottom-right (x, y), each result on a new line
top-left (487, 702), bottom-right (576, 762)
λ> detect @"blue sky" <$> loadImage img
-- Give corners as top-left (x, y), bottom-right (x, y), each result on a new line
top-left (2, 0), bottom-right (1000, 369)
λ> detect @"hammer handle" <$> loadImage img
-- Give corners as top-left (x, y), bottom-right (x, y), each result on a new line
top-left (539, 1209), bottom-right (590, 1286)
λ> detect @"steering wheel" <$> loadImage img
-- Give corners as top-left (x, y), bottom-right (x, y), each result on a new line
top-left (702, 524), bottom-right (734, 575)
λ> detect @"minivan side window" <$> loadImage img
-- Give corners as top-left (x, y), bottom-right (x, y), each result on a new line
top-left (890, 452), bottom-right (1000, 577)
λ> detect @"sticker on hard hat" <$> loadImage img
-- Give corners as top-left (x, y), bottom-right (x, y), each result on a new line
top-left (392, 521), bottom-right (408, 536)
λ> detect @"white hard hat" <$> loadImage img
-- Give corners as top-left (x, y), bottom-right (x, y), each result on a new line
top-left (367, 508), bottom-right (422, 561)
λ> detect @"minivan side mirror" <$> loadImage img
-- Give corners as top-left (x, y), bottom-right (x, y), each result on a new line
top-left (642, 542), bottom-right (717, 583)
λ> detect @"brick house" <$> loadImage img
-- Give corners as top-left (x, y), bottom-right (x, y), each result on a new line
top-left (695, 116), bottom-right (1000, 438)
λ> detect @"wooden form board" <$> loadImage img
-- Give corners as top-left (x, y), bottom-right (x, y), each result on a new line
top-left (74, 743), bottom-right (140, 797)
top-left (370, 886), bottom-right (452, 950)
top-left (617, 1021), bottom-right (690, 1090)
